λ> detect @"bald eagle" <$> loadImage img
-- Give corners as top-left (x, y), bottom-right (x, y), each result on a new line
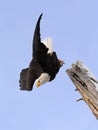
top-left (19, 14), bottom-right (64, 91)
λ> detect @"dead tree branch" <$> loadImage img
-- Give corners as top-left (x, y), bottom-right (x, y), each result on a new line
top-left (66, 60), bottom-right (98, 119)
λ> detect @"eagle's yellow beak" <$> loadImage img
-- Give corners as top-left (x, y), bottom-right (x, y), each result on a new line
top-left (36, 81), bottom-right (40, 88)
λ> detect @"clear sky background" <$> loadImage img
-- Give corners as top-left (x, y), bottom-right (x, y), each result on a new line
top-left (0, 0), bottom-right (98, 130)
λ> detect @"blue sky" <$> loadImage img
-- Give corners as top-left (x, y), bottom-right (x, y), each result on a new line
top-left (0, 0), bottom-right (98, 129)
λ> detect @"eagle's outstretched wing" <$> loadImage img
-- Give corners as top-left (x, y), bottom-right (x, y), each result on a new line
top-left (19, 59), bottom-right (43, 91)
top-left (32, 14), bottom-right (48, 64)
top-left (19, 68), bottom-right (28, 90)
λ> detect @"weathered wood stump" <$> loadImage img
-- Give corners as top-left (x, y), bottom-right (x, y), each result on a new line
top-left (66, 60), bottom-right (98, 119)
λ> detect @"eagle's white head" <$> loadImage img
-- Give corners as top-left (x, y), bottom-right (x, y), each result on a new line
top-left (36, 73), bottom-right (50, 87)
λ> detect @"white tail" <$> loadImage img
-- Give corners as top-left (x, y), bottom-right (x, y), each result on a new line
top-left (42, 37), bottom-right (53, 54)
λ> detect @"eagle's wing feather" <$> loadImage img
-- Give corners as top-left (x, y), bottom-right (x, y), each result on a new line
top-left (19, 59), bottom-right (43, 91)
top-left (19, 68), bottom-right (29, 90)
top-left (32, 14), bottom-right (48, 62)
